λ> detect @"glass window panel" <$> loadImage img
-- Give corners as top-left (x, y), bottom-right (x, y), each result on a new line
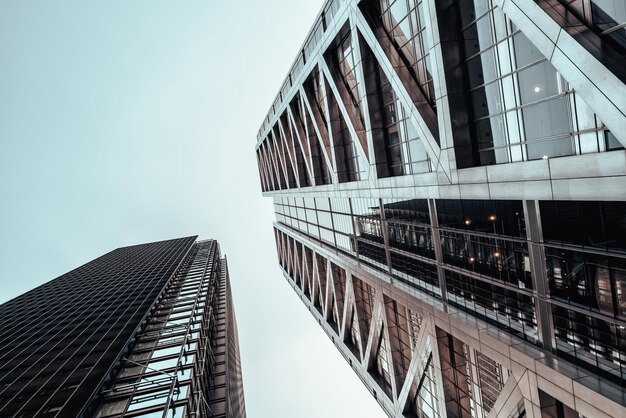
top-left (318, 211), bottom-right (333, 228)
top-left (127, 388), bottom-right (169, 411)
top-left (592, 0), bottom-right (626, 29)
top-left (605, 131), bottom-right (623, 150)
top-left (476, 13), bottom-right (494, 49)
top-left (333, 213), bottom-right (353, 234)
top-left (475, 114), bottom-right (506, 153)
top-left (446, 271), bottom-right (537, 343)
top-left (471, 88), bottom-right (489, 120)
top-left (466, 53), bottom-right (485, 90)
top-left (147, 356), bottom-right (179, 371)
top-left (352, 198), bottom-right (380, 216)
top-left (483, 79), bottom-right (502, 115)
top-left (382, 198), bottom-right (430, 224)
top-left (499, 74), bottom-right (518, 111)
top-left (166, 406), bottom-right (186, 418)
top-left (177, 367), bottom-right (192, 381)
top-left (303, 197), bottom-right (315, 208)
top-left (517, 61), bottom-right (561, 105)
top-left (463, 22), bottom-right (481, 57)
top-left (473, 0), bottom-right (491, 18)
top-left (151, 345), bottom-right (182, 360)
top-left (166, 317), bottom-right (189, 327)
top-left (180, 351), bottom-right (195, 366)
top-left (526, 135), bottom-right (573, 160)
top-left (513, 31), bottom-right (544, 68)
top-left (553, 305), bottom-right (625, 382)
top-left (305, 208), bottom-right (317, 223)
top-left (172, 385), bottom-right (189, 402)
top-left (335, 233), bottom-right (354, 252)
top-left (391, 251), bottom-right (440, 297)
top-left (129, 374), bottom-right (172, 391)
top-left (522, 95), bottom-right (570, 139)
top-left (308, 224), bottom-right (320, 239)
top-left (315, 197), bottom-right (330, 211)
top-left (458, 0), bottom-right (479, 28)
top-left (130, 410), bottom-right (165, 418)
top-left (320, 228), bottom-right (334, 244)
top-left (331, 197), bottom-right (350, 214)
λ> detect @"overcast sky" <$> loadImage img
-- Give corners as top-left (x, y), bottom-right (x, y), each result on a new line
top-left (0, 1), bottom-right (386, 417)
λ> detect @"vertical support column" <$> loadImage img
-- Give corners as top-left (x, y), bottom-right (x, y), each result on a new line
top-left (379, 198), bottom-right (394, 276)
top-left (348, 198), bottom-right (360, 259)
top-left (329, 197), bottom-right (339, 250)
top-left (348, 9), bottom-right (376, 172)
top-left (428, 199), bottom-right (447, 303)
top-left (523, 200), bottom-right (554, 352)
top-left (422, 0), bottom-right (457, 179)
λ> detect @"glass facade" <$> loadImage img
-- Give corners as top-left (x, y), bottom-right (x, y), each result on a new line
top-left (436, 329), bottom-right (510, 418)
top-left (0, 238), bottom-right (246, 418)
top-left (0, 237), bottom-right (196, 418)
top-left (256, 0), bottom-right (626, 416)
top-left (274, 196), bottom-right (542, 340)
top-left (360, 0), bottom-right (439, 140)
top-left (274, 196), bottom-right (626, 383)
top-left (257, 0), bottom-right (622, 182)
top-left (378, 0), bottom-right (436, 109)
top-left (361, 33), bottom-right (432, 178)
top-left (93, 241), bottom-right (218, 417)
top-left (540, 200), bottom-right (626, 383)
top-left (537, 0), bottom-right (626, 83)
top-left (458, 0), bottom-right (618, 166)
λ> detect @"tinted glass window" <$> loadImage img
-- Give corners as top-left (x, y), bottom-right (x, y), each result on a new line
top-left (540, 201), bottom-right (626, 252)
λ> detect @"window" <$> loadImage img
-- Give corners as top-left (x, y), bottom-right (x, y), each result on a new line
top-left (439, 0), bottom-right (615, 167)
top-left (147, 357), bottom-right (179, 372)
top-left (151, 345), bottom-right (182, 360)
top-left (127, 388), bottom-right (169, 411)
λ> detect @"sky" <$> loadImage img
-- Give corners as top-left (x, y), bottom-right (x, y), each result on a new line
top-left (0, 1), bottom-right (387, 417)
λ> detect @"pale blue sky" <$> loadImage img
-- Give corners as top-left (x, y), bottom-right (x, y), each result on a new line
top-left (0, 1), bottom-right (385, 417)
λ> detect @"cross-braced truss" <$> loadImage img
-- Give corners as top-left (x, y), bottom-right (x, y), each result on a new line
top-left (275, 226), bottom-right (598, 418)
top-left (259, 0), bottom-right (626, 417)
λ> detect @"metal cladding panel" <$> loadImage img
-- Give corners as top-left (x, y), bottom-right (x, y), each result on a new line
top-left (223, 262), bottom-right (247, 418)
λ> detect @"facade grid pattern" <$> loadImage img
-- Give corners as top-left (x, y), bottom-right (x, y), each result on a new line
top-left (0, 237), bottom-right (245, 418)
top-left (255, 0), bottom-right (626, 417)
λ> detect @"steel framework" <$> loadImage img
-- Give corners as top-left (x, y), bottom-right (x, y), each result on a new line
top-left (255, 0), bottom-right (626, 417)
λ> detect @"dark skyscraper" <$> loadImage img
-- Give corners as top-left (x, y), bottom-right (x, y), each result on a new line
top-left (254, 0), bottom-right (626, 417)
top-left (0, 237), bottom-right (245, 418)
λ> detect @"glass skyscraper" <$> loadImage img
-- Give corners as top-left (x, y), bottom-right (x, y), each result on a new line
top-left (255, 0), bottom-right (626, 417)
top-left (0, 237), bottom-right (246, 418)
